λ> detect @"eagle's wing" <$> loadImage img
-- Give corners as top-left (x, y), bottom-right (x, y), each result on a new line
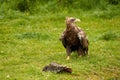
top-left (59, 29), bottom-right (66, 41)
top-left (77, 31), bottom-right (89, 48)
top-left (59, 29), bottom-right (67, 48)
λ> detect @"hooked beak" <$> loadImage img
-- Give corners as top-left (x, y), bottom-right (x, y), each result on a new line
top-left (74, 18), bottom-right (81, 23)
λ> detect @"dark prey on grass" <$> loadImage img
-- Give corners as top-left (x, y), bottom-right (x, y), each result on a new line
top-left (42, 62), bottom-right (72, 73)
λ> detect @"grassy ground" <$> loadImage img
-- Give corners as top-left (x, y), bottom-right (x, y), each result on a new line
top-left (0, 5), bottom-right (120, 80)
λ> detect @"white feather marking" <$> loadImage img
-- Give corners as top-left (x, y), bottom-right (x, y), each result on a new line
top-left (78, 32), bottom-right (82, 40)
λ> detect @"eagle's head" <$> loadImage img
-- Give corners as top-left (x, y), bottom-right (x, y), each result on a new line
top-left (65, 17), bottom-right (80, 25)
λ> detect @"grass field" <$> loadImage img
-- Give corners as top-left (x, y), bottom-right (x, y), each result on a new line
top-left (0, 1), bottom-right (120, 80)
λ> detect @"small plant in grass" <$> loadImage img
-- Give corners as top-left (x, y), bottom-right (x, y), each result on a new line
top-left (99, 31), bottom-right (119, 41)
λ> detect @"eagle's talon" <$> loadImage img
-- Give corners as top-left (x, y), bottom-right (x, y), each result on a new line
top-left (79, 55), bottom-right (82, 58)
top-left (66, 56), bottom-right (70, 60)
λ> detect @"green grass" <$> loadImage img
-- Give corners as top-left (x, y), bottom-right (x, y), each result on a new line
top-left (0, 1), bottom-right (120, 80)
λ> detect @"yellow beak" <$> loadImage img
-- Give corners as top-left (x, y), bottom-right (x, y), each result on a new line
top-left (75, 18), bottom-right (81, 23)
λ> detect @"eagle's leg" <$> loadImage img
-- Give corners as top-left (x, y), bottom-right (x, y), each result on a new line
top-left (66, 46), bottom-right (71, 60)
top-left (77, 47), bottom-right (85, 57)
top-left (85, 47), bottom-right (88, 55)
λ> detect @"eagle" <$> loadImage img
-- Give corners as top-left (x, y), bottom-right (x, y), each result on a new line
top-left (59, 17), bottom-right (89, 60)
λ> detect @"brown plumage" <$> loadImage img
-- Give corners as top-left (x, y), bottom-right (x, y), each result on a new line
top-left (60, 17), bottom-right (89, 60)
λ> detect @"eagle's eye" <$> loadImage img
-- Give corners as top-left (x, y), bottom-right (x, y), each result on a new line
top-left (70, 18), bottom-right (76, 22)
